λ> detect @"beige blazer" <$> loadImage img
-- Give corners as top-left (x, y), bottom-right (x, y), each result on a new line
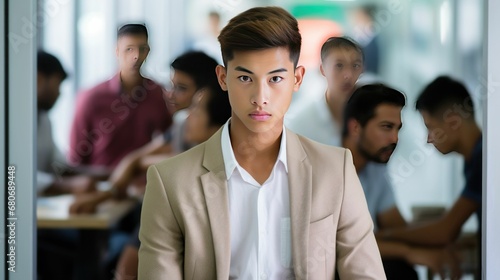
top-left (138, 128), bottom-right (386, 280)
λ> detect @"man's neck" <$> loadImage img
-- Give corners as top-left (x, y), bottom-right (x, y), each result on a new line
top-left (325, 90), bottom-right (347, 124)
top-left (229, 117), bottom-right (283, 184)
top-left (342, 137), bottom-right (368, 172)
top-left (120, 71), bottom-right (143, 93)
top-left (456, 122), bottom-right (482, 161)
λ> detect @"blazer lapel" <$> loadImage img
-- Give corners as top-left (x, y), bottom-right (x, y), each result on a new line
top-left (201, 129), bottom-right (231, 279)
top-left (286, 129), bottom-right (313, 279)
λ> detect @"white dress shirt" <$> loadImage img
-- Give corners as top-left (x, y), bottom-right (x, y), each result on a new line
top-left (221, 121), bottom-right (294, 280)
top-left (285, 93), bottom-right (341, 147)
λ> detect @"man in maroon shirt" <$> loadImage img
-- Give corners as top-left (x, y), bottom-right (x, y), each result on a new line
top-left (69, 23), bottom-right (172, 169)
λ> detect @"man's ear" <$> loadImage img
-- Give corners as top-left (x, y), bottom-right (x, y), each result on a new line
top-left (320, 63), bottom-right (326, 77)
top-left (443, 109), bottom-right (463, 130)
top-left (293, 65), bottom-right (306, 92)
top-left (348, 118), bottom-right (361, 138)
top-left (216, 65), bottom-right (228, 91)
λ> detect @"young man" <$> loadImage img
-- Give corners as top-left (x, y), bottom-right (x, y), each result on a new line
top-left (138, 7), bottom-right (385, 279)
top-left (378, 76), bottom-right (482, 278)
top-left (68, 23), bottom-right (172, 169)
top-left (37, 50), bottom-right (96, 195)
top-left (286, 36), bottom-right (364, 146)
top-left (343, 84), bottom-right (423, 279)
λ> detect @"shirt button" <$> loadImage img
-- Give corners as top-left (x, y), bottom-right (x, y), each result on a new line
top-left (260, 273), bottom-right (268, 280)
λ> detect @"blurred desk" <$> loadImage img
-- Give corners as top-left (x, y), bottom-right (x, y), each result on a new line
top-left (37, 194), bottom-right (139, 280)
top-left (37, 194), bottom-right (137, 229)
top-left (411, 205), bottom-right (479, 280)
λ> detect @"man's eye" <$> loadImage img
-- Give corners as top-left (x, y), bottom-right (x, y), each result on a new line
top-left (335, 63), bottom-right (343, 68)
top-left (270, 76), bottom-right (283, 83)
top-left (238, 76), bottom-right (251, 82)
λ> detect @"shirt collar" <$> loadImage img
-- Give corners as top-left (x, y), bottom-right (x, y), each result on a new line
top-left (221, 119), bottom-right (288, 179)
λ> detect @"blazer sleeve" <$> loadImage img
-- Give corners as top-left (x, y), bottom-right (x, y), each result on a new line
top-left (138, 165), bottom-right (184, 280)
top-left (336, 149), bottom-right (387, 279)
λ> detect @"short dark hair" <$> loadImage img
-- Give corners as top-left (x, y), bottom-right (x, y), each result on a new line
top-left (358, 4), bottom-right (377, 21)
top-left (416, 76), bottom-right (475, 117)
top-left (343, 84), bottom-right (406, 137)
top-left (171, 51), bottom-right (219, 90)
top-left (117, 23), bottom-right (148, 39)
top-left (218, 6), bottom-right (301, 67)
top-left (37, 50), bottom-right (67, 80)
top-left (203, 83), bottom-right (231, 127)
top-left (320, 36), bottom-right (364, 62)
top-left (209, 11), bottom-right (220, 20)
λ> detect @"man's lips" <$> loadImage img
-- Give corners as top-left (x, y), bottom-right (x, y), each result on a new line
top-left (249, 111), bottom-right (271, 121)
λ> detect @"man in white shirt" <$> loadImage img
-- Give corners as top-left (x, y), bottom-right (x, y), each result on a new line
top-left (286, 37), bottom-right (364, 147)
top-left (138, 7), bottom-right (385, 279)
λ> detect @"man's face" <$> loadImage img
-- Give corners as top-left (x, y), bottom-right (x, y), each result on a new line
top-left (37, 73), bottom-right (63, 111)
top-left (320, 48), bottom-right (363, 99)
top-left (165, 70), bottom-right (198, 113)
top-left (357, 104), bottom-right (402, 163)
top-left (116, 34), bottom-right (150, 74)
top-left (216, 47), bottom-right (304, 134)
top-left (420, 110), bottom-right (458, 155)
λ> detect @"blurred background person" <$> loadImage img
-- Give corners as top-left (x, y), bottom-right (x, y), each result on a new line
top-left (349, 4), bottom-right (381, 75)
top-left (68, 23), bottom-right (172, 170)
top-left (286, 37), bottom-right (363, 147)
top-left (37, 50), bottom-right (97, 196)
top-left (379, 76), bottom-right (482, 279)
top-left (191, 10), bottom-right (223, 63)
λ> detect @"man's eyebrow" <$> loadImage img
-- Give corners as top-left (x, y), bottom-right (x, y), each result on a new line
top-left (380, 121), bottom-right (403, 129)
top-left (268, 68), bottom-right (287, 74)
top-left (234, 66), bottom-right (253, 74)
top-left (233, 66), bottom-right (288, 75)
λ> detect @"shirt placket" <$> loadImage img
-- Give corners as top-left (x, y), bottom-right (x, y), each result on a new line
top-left (257, 185), bottom-right (268, 280)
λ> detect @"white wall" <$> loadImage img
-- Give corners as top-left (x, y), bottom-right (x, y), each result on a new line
top-left (2, 0), bottom-right (37, 279)
top-left (485, 0), bottom-right (500, 277)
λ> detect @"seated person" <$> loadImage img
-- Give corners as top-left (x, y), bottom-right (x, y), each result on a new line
top-left (378, 76), bottom-right (482, 279)
top-left (113, 82), bottom-right (232, 280)
top-left (69, 51), bottom-right (219, 212)
top-left (68, 23), bottom-right (172, 170)
top-left (37, 50), bottom-right (98, 196)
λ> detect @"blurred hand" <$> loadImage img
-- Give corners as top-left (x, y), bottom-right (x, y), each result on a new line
top-left (109, 156), bottom-right (137, 196)
top-left (408, 246), bottom-right (462, 280)
top-left (45, 175), bottom-right (97, 196)
top-left (66, 175), bottom-right (97, 194)
top-left (69, 191), bottom-right (111, 214)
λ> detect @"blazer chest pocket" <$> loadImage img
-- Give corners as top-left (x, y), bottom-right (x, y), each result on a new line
top-left (308, 214), bottom-right (335, 280)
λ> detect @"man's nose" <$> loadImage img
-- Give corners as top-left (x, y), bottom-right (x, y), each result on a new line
top-left (250, 83), bottom-right (269, 106)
